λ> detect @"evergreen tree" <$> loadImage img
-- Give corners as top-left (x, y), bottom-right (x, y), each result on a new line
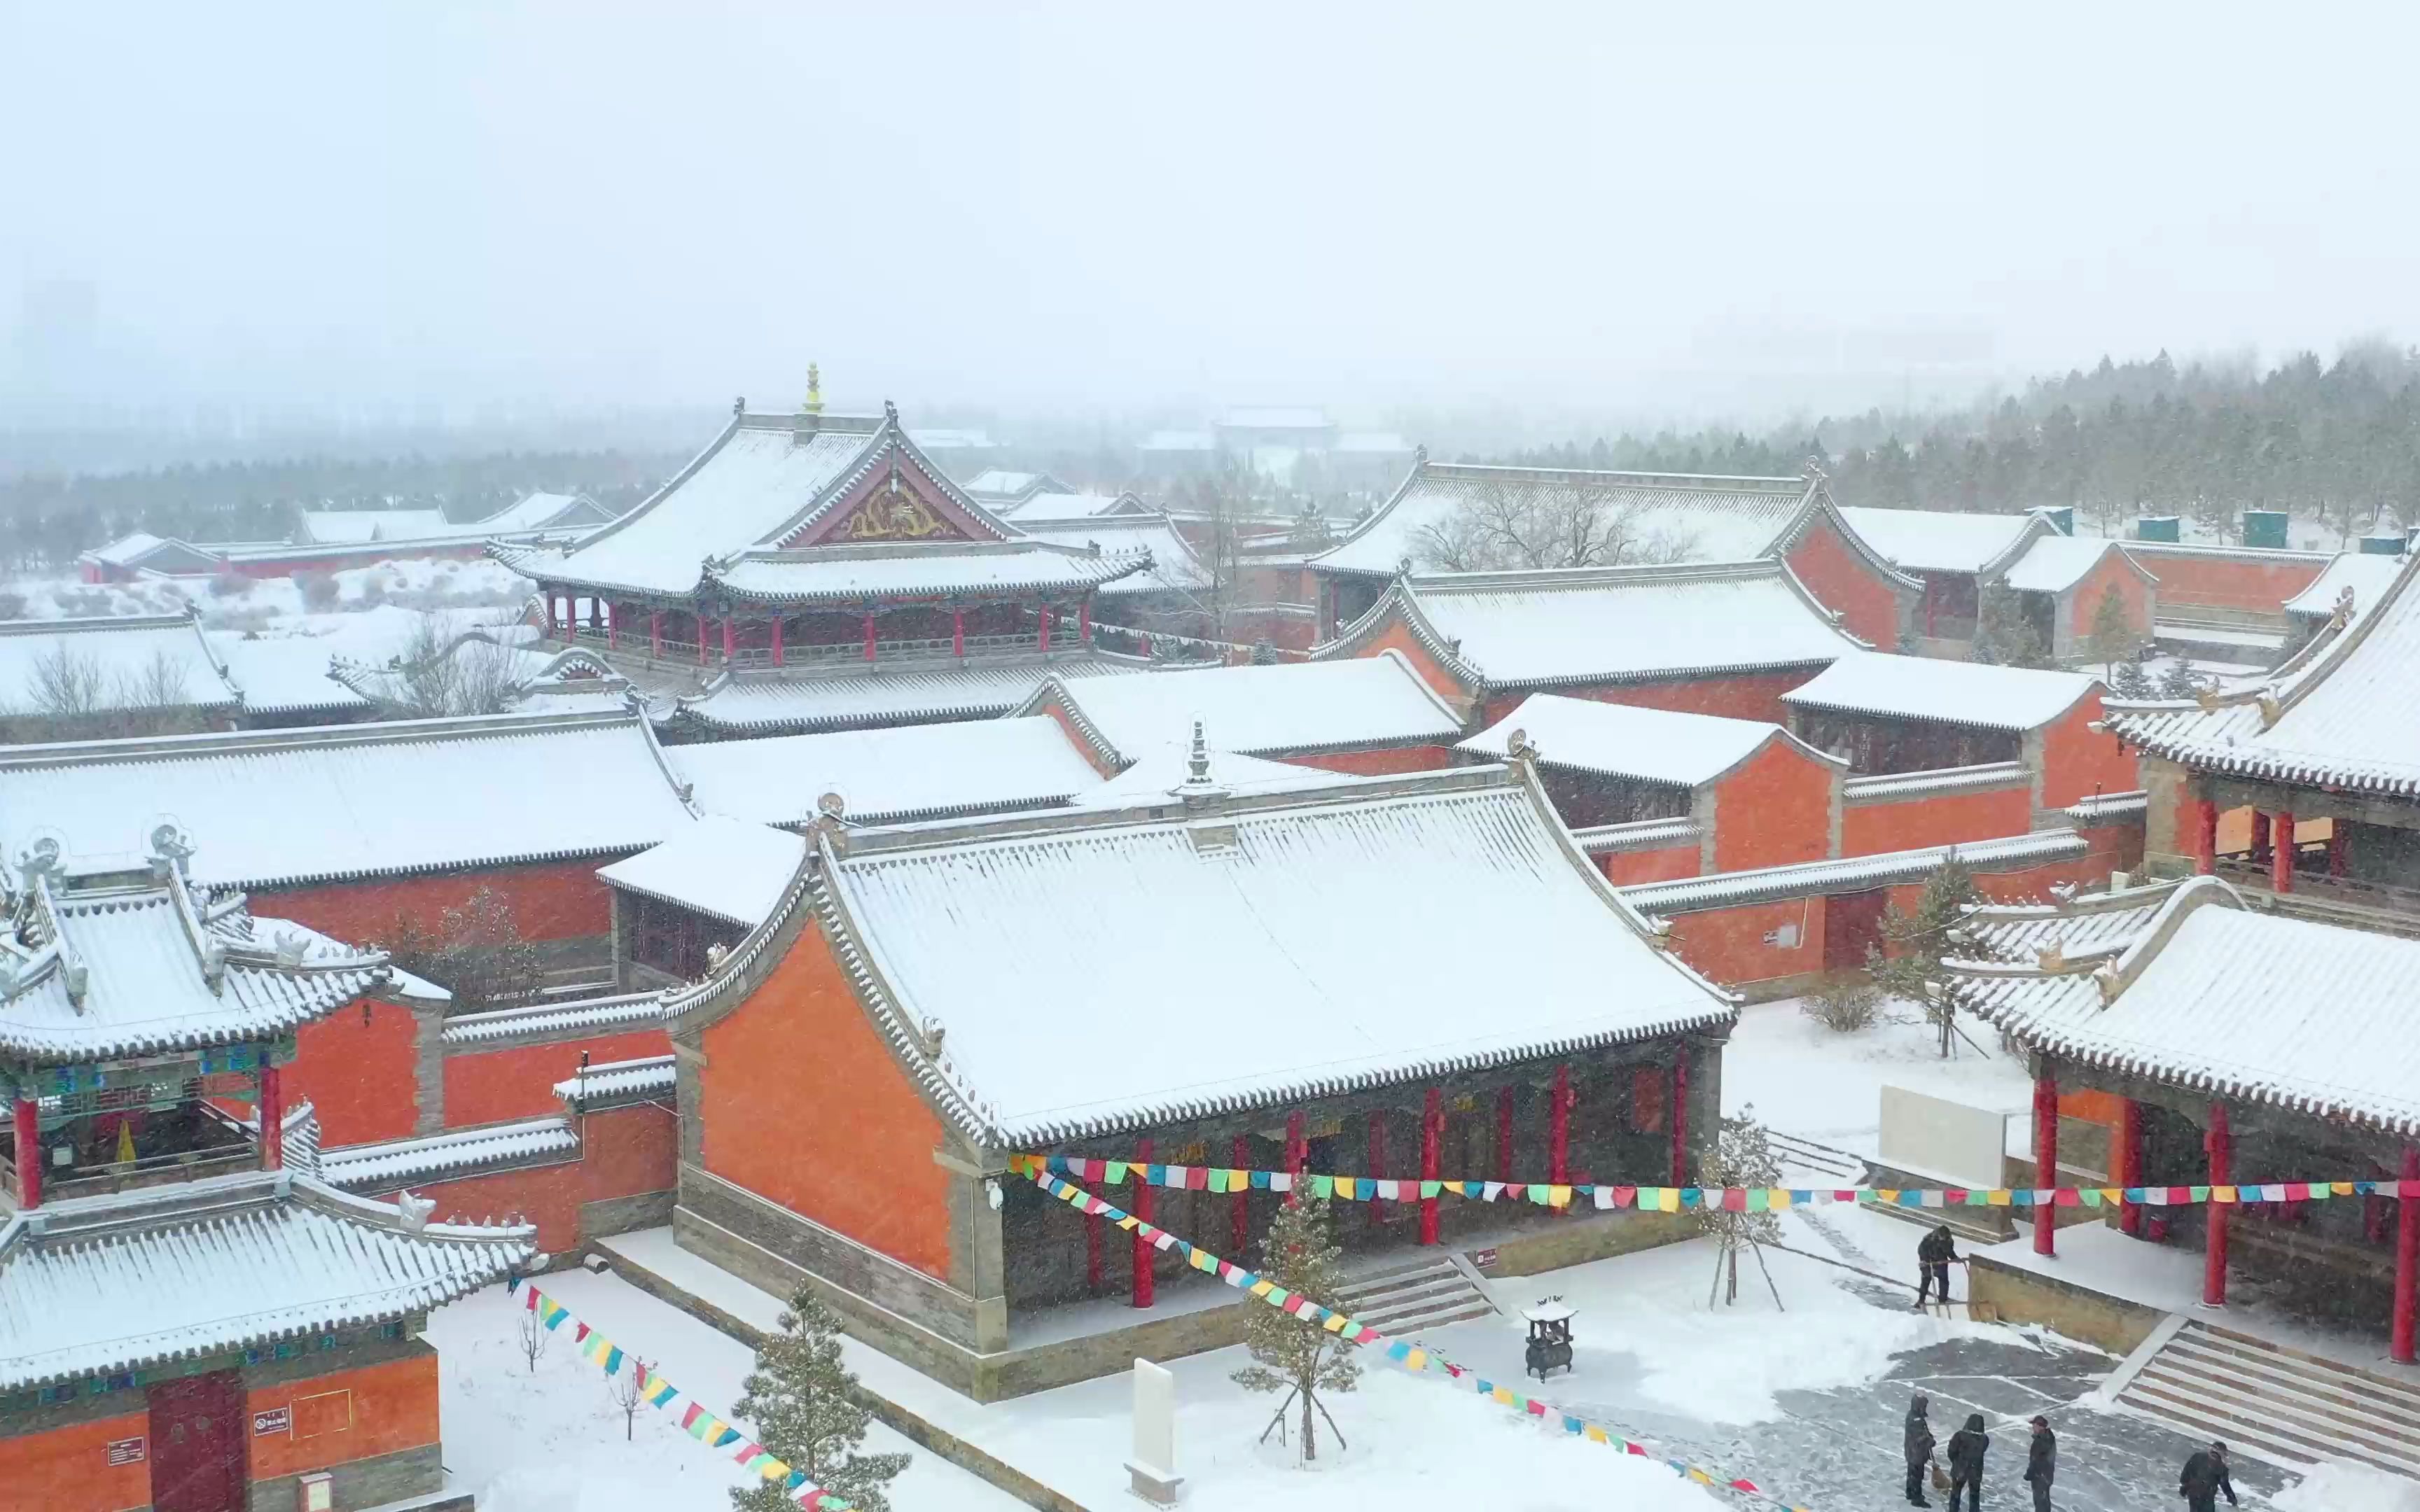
top-left (2157, 659), bottom-right (2213, 700)
top-left (1969, 582), bottom-right (2052, 668)
top-left (1869, 850), bottom-right (1991, 1059)
top-left (1231, 1196), bottom-right (1361, 1462)
top-left (1695, 1109), bottom-right (1788, 1306)
top-left (730, 1290), bottom-right (908, 1512)
top-left (2109, 657), bottom-right (2154, 699)
top-left (2082, 586), bottom-right (2143, 682)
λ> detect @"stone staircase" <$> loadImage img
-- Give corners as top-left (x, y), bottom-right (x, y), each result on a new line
top-left (1768, 1130), bottom-right (1865, 1183)
top-left (2115, 1319), bottom-right (2420, 1479)
top-left (1333, 1254), bottom-right (1497, 1337)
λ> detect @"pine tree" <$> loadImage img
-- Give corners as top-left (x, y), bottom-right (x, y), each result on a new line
top-left (2083, 586), bottom-right (2143, 682)
top-left (730, 1289), bottom-right (908, 1512)
top-left (1869, 850), bottom-right (1991, 1059)
top-left (1231, 1196), bottom-right (1361, 1462)
top-left (1970, 582), bottom-right (2052, 668)
top-left (2110, 657), bottom-right (2153, 699)
top-left (2157, 659), bottom-right (2212, 700)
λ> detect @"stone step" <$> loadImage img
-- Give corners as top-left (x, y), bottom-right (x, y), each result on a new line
top-left (2197, 1322), bottom-right (2420, 1408)
top-left (2112, 1320), bottom-right (2420, 1480)
top-left (1341, 1278), bottom-right (1483, 1322)
top-left (2162, 1336), bottom-right (2420, 1433)
top-left (2130, 1359), bottom-right (2420, 1469)
top-left (2121, 1376), bottom-right (2420, 1480)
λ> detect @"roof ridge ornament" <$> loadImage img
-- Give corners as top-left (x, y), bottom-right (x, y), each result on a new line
top-left (793, 365), bottom-right (823, 444)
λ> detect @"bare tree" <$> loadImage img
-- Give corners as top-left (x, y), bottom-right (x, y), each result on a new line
top-left (516, 1303), bottom-right (548, 1373)
top-left (29, 643), bottom-right (109, 718)
top-left (609, 1355), bottom-right (653, 1440)
top-left (1412, 484), bottom-right (1701, 572)
top-left (389, 612), bottom-right (525, 718)
top-left (381, 885), bottom-right (548, 1010)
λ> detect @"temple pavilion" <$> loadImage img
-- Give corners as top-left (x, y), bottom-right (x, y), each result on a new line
top-left (502, 391), bottom-right (1166, 738)
top-left (1, 827), bottom-right (529, 1512)
top-left (2109, 545), bottom-right (2420, 930)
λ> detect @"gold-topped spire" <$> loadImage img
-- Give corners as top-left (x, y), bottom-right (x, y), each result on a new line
top-left (804, 363), bottom-right (823, 416)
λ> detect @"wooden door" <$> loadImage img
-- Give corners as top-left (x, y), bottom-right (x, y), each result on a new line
top-left (1823, 888), bottom-right (1890, 973)
top-left (148, 1371), bottom-right (248, 1512)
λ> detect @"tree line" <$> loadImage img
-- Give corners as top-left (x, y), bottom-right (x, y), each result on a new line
top-left (1480, 341), bottom-right (2420, 543)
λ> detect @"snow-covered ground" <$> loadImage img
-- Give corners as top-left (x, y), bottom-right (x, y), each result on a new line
top-left (1721, 995), bottom-right (2035, 1161)
top-left (424, 1270), bottom-right (1023, 1512)
top-left (1, 556), bottom-right (527, 629)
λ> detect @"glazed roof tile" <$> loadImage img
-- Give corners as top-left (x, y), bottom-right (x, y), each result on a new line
top-left (1459, 694), bottom-right (1828, 789)
top-left (669, 717), bottom-right (1101, 827)
top-left (670, 652), bottom-right (1146, 735)
top-left (1782, 650), bottom-right (2099, 732)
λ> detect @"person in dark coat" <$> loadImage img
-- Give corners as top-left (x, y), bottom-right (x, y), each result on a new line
top-left (1903, 1392), bottom-right (1937, 1506)
top-left (1946, 1412), bottom-right (1989, 1512)
top-left (2180, 1441), bottom-right (2238, 1511)
top-left (2022, 1414), bottom-right (2055, 1511)
top-left (1917, 1224), bottom-right (1962, 1308)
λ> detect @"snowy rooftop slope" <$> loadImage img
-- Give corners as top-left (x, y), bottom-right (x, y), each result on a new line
top-left (1781, 650), bottom-right (2098, 732)
top-left (1312, 461), bottom-right (1815, 577)
top-left (440, 991), bottom-right (667, 1046)
top-left (1030, 652), bottom-right (1463, 762)
top-left (83, 532), bottom-right (169, 566)
top-left (553, 1054), bottom-right (676, 1110)
top-left (598, 816), bottom-right (808, 927)
top-left (672, 652), bottom-right (1146, 735)
top-left (812, 764), bottom-right (1732, 1142)
top-left (1, 874), bottom-right (389, 1062)
top-left (2283, 551), bottom-right (2405, 622)
top-left (1619, 828), bottom-right (2087, 913)
top-left (1011, 514), bottom-right (1214, 594)
top-left (999, 490), bottom-right (1150, 519)
top-left (2107, 547), bottom-right (2420, 795)
top-left (0, 614), bottom-right (239, 715)
top-left (1080, 745), bottom-right (1376, 805)
top-left (1340, 561), bottom-right (1860, 689)
top-left (1459, 694), bottom-right (1830, 788)
top-left (2001, 535), bottom-right (2150, 594)
top-left (1969, 883), bottom-right (2420, 1138)
top-left (670, 717), bottom-right (1101, 827)
top-left (709, 541), bottom-right (1149, 604)
top-left (1838, 507), bottom-right (2046, 575)
top-left (0, 1172), bottom-right (534, 1391)
top-left (0, 710), bottom-right (697, 887)
top-left (1957, 877), bottom-right (2188, 959)
top-left (209, 634), bottom-right (373, 717)
top-left (319, 1116), bottom-right (580, 1191)
top-left (296, 509), bottom-right (453, 545)
top-left (478, 491), bottom-right (615, 532)
top-left (964, 468), bottom-right (1072, 503)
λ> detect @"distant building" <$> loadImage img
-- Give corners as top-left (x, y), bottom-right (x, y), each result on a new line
top-left (76, 491), bottom-right (624, 585)
top-left (1135, 407), bottom-right (1415, 491)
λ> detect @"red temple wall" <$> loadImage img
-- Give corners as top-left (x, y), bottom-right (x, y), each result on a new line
top-left (441, 1028), bottom-right (672, 1128)
top-left (2039, 698), bottom-right (2139, 809)
top-left (0, 1404), bottom-right (152, 1512)
top-left (1284, 744), bottom-right (1456, 776)
top-left (698, 928), bottom-right (953, 1279)
top-left (2134, 551), bottom-right (2325, 615)
top-left (404, 1103), bottom-right (674, 1254)
top-left (1785, 521), bottom-right (1905, 648)
top-left (1337, 619), bottom-right (1477, 710)
top-left (1597, 845), bottom-right (1702, 886)
top-left (256, 858), bottom-right (618, 947)
top-left (1482, 668), bottom-right (1819, 728)
top-left (1841, 785), bottom-right (2035, 858)
top-left (244, 1353), bottom-right (440, 1485)
top-left (287, 997), bottom-right (425, 1147)
top-left (2062, 552), bottom-right (2155, 640)
top-left (1710, 740), bottom-right (1835, 872)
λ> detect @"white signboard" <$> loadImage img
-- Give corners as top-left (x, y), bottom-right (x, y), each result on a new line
top-left (1877, 1084), bottom-right (2009, 1191)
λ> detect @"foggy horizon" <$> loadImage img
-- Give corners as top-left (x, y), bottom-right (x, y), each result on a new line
top-left (8, 4), bottom-right (2420, 439)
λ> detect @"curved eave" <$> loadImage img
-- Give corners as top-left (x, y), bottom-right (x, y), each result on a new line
top-left (1495, 656), bottom-right (1845, 693)
top-left (211, 839), bottom-right (660, 894)
top-left (704, 555), bottom-right (1152, 608)
top-left (2108, 736), bottom-right (2420, 801)
top-left (0, 974), bottom-right (381, 1064)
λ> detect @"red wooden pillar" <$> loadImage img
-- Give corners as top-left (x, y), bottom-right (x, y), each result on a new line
top-left (605, 602), bottom-right (618, 650)
top-left (2204, 1102), bottom-right (2232, 1307)
top-left (2393, 1146), bottom-right (2419, 1365)
top-left (2192, 798), bottom-right (2219, 876)
top-left (2330, 825), bottom-right (2349, 878)
top-left (1366, 1110), bottom-right (1388, 1226)
top-left (1495, 1085), bottom-right (1515, 1184)
top-left (1082, 1179), bottom-right (1103, 1293)
top-left (1924, 578), bottom-right (1938, 638)
top-left (863, 614), bottom-right (877, 662)
top-left (1284, 1111), bottom-right (1306, 1206)
top-left (1230, 1135), bottom-right (1251, 1256)
top-left (697, 616), bottom-right (710, 664)
top-left (770, 616), bottom-right (784, 668)
top-left (1419, 1088), bottom-right (1442, 1246)
top-left (11, 1096), bottom-right (38, 1209)
top-left (2249, 811), bottom-right (2271, 864)
top-left (258, 1063), bottom-right (284, 1171)
top-left (2270, 809), bottom-right (2296, 892)
top-left (1130, 1136), bottom-right (1155, 1308)
top-left (2032, 1071), bottom-right (2059, 1256)
top-left (952, 608), bottom-right (966, 658)
top-left (1670, 1050), bottom-right (1690, 1186)
top-left (649, 610), bottom-right (663, 659)
top-left (1038, 602), bottom-right (1053, 652)
top-left (1139, 631), bottom-right (1153, 658)
top-left (1548, 1065), bottom-right (1571, 1196)
top-left (1079, 598), bottom-right (1092, 644)
top-left (721, 617), bottom-right (736, 662)
top-left (2117, 1097), bottom-right (2144, 1238)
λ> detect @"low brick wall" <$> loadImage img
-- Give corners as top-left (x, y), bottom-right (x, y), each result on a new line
top-left (1475, 1210), bottom-right (1695, 1278)
top-left (1966, 1250), bottom-right (2165, 1357)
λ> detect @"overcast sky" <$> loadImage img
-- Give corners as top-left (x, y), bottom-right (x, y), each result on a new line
top-left (6, 3), bottom-right (2419, 427)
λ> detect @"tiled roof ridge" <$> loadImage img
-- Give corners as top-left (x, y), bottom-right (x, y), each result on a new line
top-left (1620, 829), bottom-right (2090, 914)
top-left (1961, 875), bottom-right (2182, 923)
top-left (1419, 460), bottom-right (1809, 489)
top-left (1406, 556), bottom-right (1798, 595)
top-left (764, 409), bottom-right (1020, 550)
top-left (1843, 760), bottom-right (2031, 802)
top-left (0, 608), bottom-right (205, 637)
top-left (439, 990), bottom-right (668, 1046)
top-left (2, 1168), bottom-right (536, 1249)
top-left (1305, 577), bottom-right (1487, 687)
top-left (0, 705), bottom-right (644, 772)
top-left (2124, 538), bottom-right (2336, 566)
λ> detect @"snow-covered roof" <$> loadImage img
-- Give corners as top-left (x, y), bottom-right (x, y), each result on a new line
top-left (0, 710), bottom-right (698, 888)
top-left (1, 862), bottom-right (389, 1063)
top-left (1317, 561), bottom-right (1863, 691)
top-left (1838, 507), bottom-right (2048, 575)
top-left (669, 717), bottom-right (1101, 828)
top-left (999, 490), bottom-right (1152, 520)
top-left (1076, 746), bottom-right (1372, 806)
top-left (1314, 461), bottom-right (1824, 578)
top-left (1782, 650), bottom-right (2099, 732)
top-left (708, 540), bottom-right (1150, 605)
top-left (1619, 829), bottom-right (2089, 914)
top-left (514, 409), bottom-right (1020, 598)
top-left (1572, 816), bottom-right (1704, 855)
top-left (553, 1054), bottom-right (676, 1110)
top-left (319, 1116), bottom-right (580, 1192)
top-left (1956, 877), bottom-right (2185, 960)
top-left (677, 764), bottom-right (1734, 1144)
top-left (670, 651), bottom-right (1148, 736)
top-left (0, 1171), bottom-right (534, 1391)
top-left (1842, 761), bottom-right (2031, 803)
top-left (2283, 551), bottom-right (2405, 622)
top-left (1022, 652), bottom-right (1465, 764)
top-left (296, 509), bottom-right (454, 545)
top-left (324, 633), bottom-right (623, 716)
top-left (2106, 549), bottom-right (2420, 796)
top-left (0, 613), bottom-right (240, 716)
top-left (477, 491), bottom-right (616, 532)
top-left (1965, 881), bottom-right (2420, 1139)
top-left (963, 468), bottom-right (1072, 503)
top-left (78, 532), bottom-right (167, 567)
top-left (208, 634), bottom-right (373, 717)
top-left (2001, 535), bottom-right (2157, 595)
top-left (1010, 514), bottom-right (1213, 595)
top-left (598, 816), bottom-right (808, 928)
top-left (1458, 694), bottom-right (1835, 789)
top-left (439, 990), bottom-right (666, 1047)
